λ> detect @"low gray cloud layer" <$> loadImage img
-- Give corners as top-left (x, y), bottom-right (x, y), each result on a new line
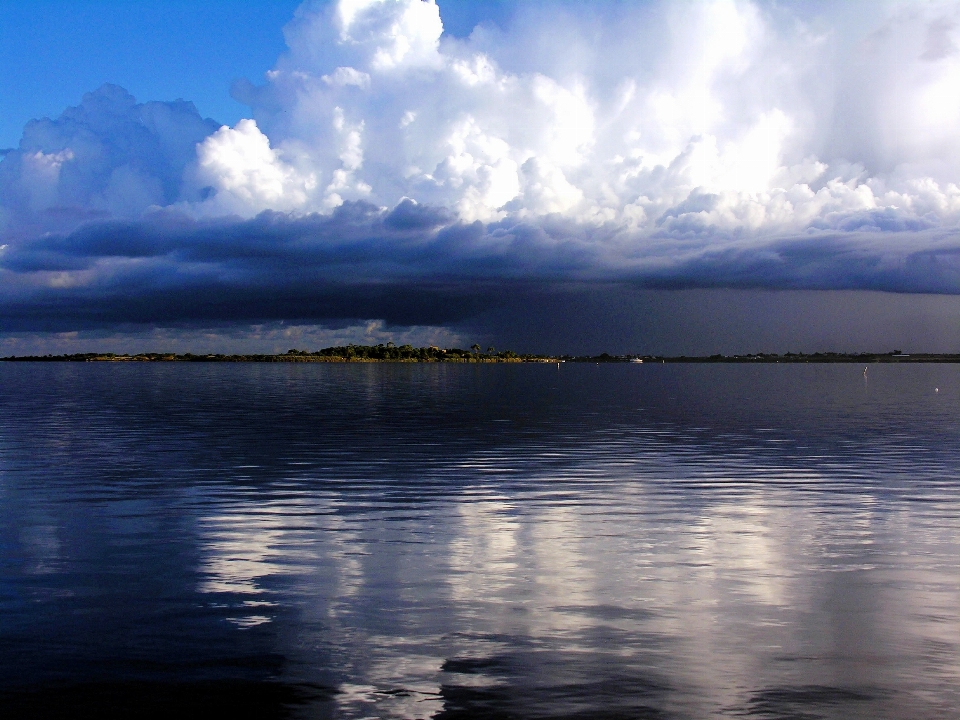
top-left (3, 202), bottom-right (960, 336)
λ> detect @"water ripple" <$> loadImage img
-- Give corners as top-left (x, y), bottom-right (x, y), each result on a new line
top-left (1, 363), bottom-right (959, 718)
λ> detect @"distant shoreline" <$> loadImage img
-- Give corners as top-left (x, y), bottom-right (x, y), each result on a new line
top-left (2, 348), bottom-right (959, 363)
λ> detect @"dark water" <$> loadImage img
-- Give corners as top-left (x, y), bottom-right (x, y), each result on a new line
top-left (1, 362), bottom-right (959, 719)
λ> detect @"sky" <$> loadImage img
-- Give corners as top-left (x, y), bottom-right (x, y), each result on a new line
top-left (3, 0), bottom-right (960, 355)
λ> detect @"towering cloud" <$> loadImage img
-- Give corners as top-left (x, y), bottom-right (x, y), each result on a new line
top-left (3, 0), bottom-right (960, 350)
top-left (0, 85), bottom-right (219, 237)
top-left (201, 0), bottom-right (960, 232)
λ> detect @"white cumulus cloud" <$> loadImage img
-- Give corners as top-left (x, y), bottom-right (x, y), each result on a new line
top-left (177, 0), bottom-right (960, 236)
top-left (7, 0), bottom-right (960, 251)
top-left (193, 119), bottom-right (317, 215)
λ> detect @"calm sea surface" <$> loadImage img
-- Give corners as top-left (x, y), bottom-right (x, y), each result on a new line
top-left (1, 362), bottom-right (959, 719)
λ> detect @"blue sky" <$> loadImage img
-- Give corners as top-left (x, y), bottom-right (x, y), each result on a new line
top-left (3, 0), bottom-right (960, 355)
top-left (0, 1), bottom-right (293, 148)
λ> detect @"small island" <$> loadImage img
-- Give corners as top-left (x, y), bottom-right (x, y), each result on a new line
top-left (3, 347), bottom-right (960, 363)
top-left (0, 344), bottom-right (554, 363)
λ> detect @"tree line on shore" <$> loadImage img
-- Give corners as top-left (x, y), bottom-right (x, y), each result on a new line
top-left (0, 344), bottom-right (555, 362)
top-left (2, 347), bottom-right (955, 363)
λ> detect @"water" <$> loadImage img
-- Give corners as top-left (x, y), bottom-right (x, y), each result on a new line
top-left (1, 362), bottom-right (959, 719)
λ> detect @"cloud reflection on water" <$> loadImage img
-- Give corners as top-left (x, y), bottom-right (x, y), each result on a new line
top-left (188, 441), bottom-right (960, 718)
top-left (2, 363), bottom-right (960, 719)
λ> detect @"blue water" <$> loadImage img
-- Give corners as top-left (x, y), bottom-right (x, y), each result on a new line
top-left (1, 362), bottom-right (959, 719)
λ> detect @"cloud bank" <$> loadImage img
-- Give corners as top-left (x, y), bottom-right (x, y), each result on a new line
top-left (4, 0), bottom-right (960, 349)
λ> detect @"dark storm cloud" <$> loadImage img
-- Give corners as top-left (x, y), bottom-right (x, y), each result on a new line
top-left (3, 202), bottom-right (960, 333)
top-left (639, 234), bottom-right (960, 293)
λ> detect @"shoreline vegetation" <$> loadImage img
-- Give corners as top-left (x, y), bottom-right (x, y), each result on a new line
top-left (2, 346), bottom-right (959, 363)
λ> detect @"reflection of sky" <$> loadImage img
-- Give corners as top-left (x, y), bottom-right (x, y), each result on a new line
top-left (3, 363), bottom-right (960, 718)
top-left (186, 446), bottom-right (960, 719)
top-left (18, 523), bottom-right (62, 577)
